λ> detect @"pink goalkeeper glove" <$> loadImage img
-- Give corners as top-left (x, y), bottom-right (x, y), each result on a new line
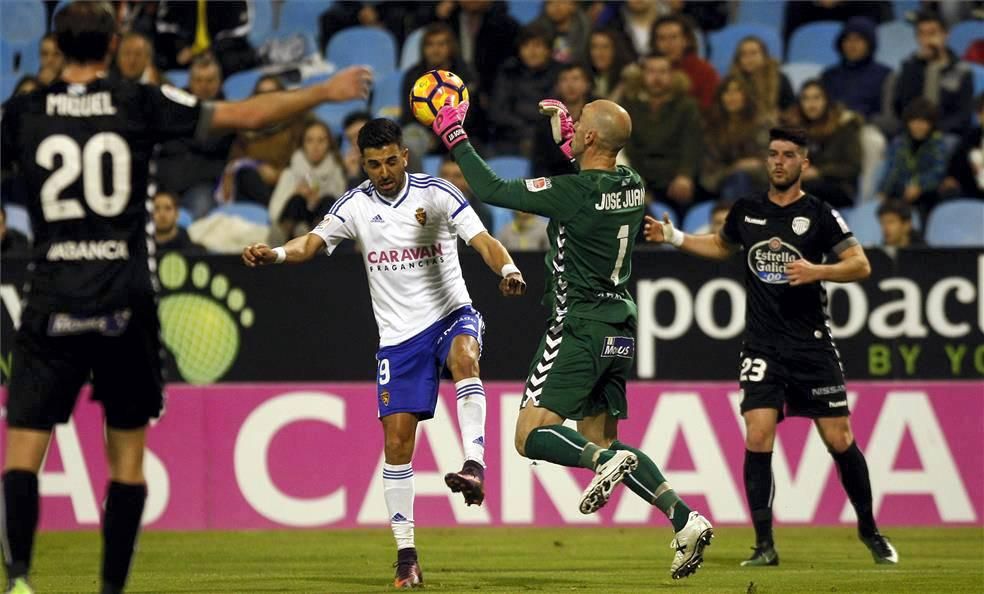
top-left (432, 96), bottom-right (470, 150)
top-left (538, 99), bottom-right (575, 161)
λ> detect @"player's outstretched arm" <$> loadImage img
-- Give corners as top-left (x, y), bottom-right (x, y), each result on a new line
top-left (242, 233), bottom-right (326, 267)
top-left (786, 244), bottom-right (871, 286)
top-left (468, 231), bottom-right (527, 297)
top-left (644, 214), bottom-right (736, 261)
top-left (211, 66), bottom-right (372, 131)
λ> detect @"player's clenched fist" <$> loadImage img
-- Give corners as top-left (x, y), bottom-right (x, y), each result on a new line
top-left (242, 243), bottom-right (276, 267)
top-left (499, 273), bottom-right (527, 297)
top-left (784, 259), bottom-right (821, 286)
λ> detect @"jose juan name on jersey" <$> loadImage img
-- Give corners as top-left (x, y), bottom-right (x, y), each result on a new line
top-left (309, 172), bottom-right (487, 347)
top-left (720, 192), bottom-right (859, 348)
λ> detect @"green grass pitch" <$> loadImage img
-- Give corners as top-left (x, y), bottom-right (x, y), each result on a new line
top-left (29, 526), bottom-right (983, 592)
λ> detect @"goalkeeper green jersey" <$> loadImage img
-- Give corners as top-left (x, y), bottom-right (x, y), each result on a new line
top-left (453, 143), bottom-right (645, 324)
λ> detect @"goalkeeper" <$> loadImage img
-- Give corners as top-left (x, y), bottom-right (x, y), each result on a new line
top-left (430, 97), bottom-right (714, 580)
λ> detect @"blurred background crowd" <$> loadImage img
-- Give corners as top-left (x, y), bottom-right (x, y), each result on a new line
top-left (1, 0), bottom-right (982, 258)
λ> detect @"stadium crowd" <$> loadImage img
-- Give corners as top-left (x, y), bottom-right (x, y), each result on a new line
top-left (1, 0), bottom-right (982, 257)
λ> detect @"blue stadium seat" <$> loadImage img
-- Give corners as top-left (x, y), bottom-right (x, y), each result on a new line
top-left (891, 0), bottom-right (921, 20)
top-left (371, 71), bottom-right (404, 119)
top-left (925, 199), bottom-right (984, 247)
top-left (486, 156), bottom-right (531, 180)
top-left (875, 20), bottom-right (916, 71)
top-left (844, 201), bottom-right (883, 246)
top-left (647, 201), bottom-right (679, 228)
top-left (422, 155), bottom-right (442, 177)
top-left (315, 98), bottom-right (369, 135)
top-left (215, 202), bottom-right (270, 225)
top-left (971, 63), bottom-right (984, 97)
top-left (508, 0), bottom-right (543, 25)
top-left (276, 0), bottom-right (325, 38)
top-left (947, 20), bottom-right (982, 58)
top-left (787, 21), bottom-right (842, 66)
top-left (781, 62), bottom-right (824, 93)
top-left (708, 24), bottom-right (783, 77)
top-left (223, 68), bottom-right (265, 101)
top-left (165, 69), bottom-right (189, 90)
top-left (4, 203), bottom-right (32, 241)
top-left (487, 205), bottom-right (515, 236)
top-left (326, 27), bottom-right (397, 77)
top-left (682, 201), bottom-right (714, 234)
top-left (248, 0), bottom-right (273, 47)
top-left (735, 0), bottom-right (786, 30)
top-left (177, 208), bottom-right (194, 229)
top-left (401, 27), bottom-right (425, 72)
top-left (0, 1), bottom-right (46, 45)
top-left (1, 38), bottom-right (39, 77)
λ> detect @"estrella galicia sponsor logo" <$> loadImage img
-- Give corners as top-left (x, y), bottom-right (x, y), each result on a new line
top-left (601, 336), bottom-right (635, 358)
top-left (747, 237), bottom-right (803, 284)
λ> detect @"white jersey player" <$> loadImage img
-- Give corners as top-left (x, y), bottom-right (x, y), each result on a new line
top-left (242, 119), bottom-right (526, 588)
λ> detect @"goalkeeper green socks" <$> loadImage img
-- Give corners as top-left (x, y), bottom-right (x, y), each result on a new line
top-left (611, 441), bottom-right (691, 532)
top-left (523, 425), bottom-right (615, 469)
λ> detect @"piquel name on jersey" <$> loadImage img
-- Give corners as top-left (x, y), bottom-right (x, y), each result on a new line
top-left (366, 243), bottom-right (446, 272)
top-left (46, 91), bottom-right (117, 117)
top-left (594, 187), bottom-right (645, 211)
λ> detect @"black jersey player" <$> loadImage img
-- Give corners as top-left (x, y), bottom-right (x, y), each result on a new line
top-left (644, 127), bottom-right (899, 567)
top-left (0, 3), bottom-right (371, 593)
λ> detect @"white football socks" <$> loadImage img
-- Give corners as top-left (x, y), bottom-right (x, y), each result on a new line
top-left (383, 463), bottom-right (415, 550)
top-left (455, 377), bottom-right (487, 467)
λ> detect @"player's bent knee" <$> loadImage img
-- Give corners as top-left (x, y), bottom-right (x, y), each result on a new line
top-left (745, 429), bottom-right (775, 452)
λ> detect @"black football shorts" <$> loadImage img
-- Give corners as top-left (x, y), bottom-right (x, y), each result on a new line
top-left (5, 298), bottom-right (164, 431)
top-left (737, 343), bottom-right (849, 422)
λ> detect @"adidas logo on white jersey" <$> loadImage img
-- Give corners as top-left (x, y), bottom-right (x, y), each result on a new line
top-left (370, 214), bottom-right (385, 223)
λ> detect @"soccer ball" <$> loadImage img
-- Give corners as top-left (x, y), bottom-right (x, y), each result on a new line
top-left (409, 69), bottom-right (469, 126)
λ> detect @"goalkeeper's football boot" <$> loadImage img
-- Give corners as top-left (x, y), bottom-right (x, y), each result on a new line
top-left (740, 542), bottom-right (779, 567)
top-left (444, 460), bottom-right (485, 506)
top-left (393, 547), bottom-right (423, 589)
top-left (669, 511), bottom-right (714, 579)
top-left (578, 450), bottom-right (638, 514)
top-left (860, 532), bottom-right (899, 564)
top-left (5, 578), bottom-right (34, 594)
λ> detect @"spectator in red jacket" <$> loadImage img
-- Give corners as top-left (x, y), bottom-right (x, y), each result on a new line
top-left (651, 14), bottom-right (719, 110)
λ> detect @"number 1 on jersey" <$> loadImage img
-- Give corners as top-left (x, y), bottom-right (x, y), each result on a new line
top-left (610, 224), bottom-right (629, 285)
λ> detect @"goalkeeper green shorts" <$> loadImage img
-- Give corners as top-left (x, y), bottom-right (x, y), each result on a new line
top-left (520, 315), bottom-right (635, 420)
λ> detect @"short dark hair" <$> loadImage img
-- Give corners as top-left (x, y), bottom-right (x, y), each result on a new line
top-left (769, 127), bottom-right (808, 148)
top-left (517, 24), bottom-right (553, 48)
top-left (190, 52), bottom-right (221, 75)
top-left (902, 97), bottom-right (938, 124)
top-left (357, 118), bottom-right (404, 152)
top-left (153, 191), bottom-right (179, 208)
top-left (914, 10), bottom-right (946, 31)
top-left (54, 1), bottom-right (117, 64)
top-left (877, 199), bottom-right (913, 221)
top-left (558, 62), bottom-right (591, 80)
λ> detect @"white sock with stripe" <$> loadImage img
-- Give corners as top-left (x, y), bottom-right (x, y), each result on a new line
top-left (383, 463), bottom-right (415, 550)
top-left (455, 378), bottom-right (486, 467)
